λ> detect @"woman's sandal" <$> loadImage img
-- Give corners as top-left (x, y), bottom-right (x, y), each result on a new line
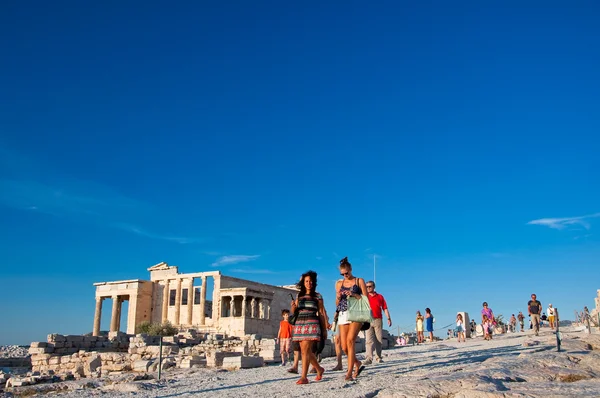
top-left (315, 367), bottom-right (325, 381)
top-left (353, 365), bottom-right (365, 378)
top-left (331, 365), bottom-right (343, 371)
top-left (296, 378), bottom-right (309, 385)
top-left (287, 368), bottom-right (298, 374)
top-left (344, 375), bottom-right (354, 382)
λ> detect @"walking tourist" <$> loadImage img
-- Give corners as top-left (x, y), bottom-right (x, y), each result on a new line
top-left (509, 314), bottom-right (517, 333)
top-left (277, 309), bottom-right (293, 366)
top-left (335, 257), bottom-right (368, 381)
top-left (528, 293), bottom-right (542, 336)
top-left (547, 303), bottom-right (555, 330)
top-left (416, 311), bottom-right (425, 344)
top-left (456, 313), bottom-right (466, 342)
top-left (482, 315), bottom-right (493, 340)
top-left (364, 280), bottom-right (392, 365)
top-left (518, 311), bottom-right (525, 332)
top-left (481, 302), bottom-right (495, 324)
top-left (425, 308), bottom-right (434, 342)
top-left (290, 270), bottom-right (327, 384)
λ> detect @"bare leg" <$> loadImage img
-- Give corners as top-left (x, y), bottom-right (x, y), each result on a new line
top-left (332, 335), bottom-right (343, 370)
top-left (345, 322), bottom-right (363, 379)
top-left (299, 341), bottom-right (312, 382)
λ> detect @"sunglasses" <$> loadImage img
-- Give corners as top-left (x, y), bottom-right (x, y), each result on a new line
top-left (340, 272), bottom-right (349, 276)
top-left (366, 285), bottom-right (374, 288)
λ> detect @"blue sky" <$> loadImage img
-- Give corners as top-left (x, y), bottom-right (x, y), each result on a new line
top-left (1, 1), bottom-right (599, 345)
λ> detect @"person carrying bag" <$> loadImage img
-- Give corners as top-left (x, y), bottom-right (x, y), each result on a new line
top-left (347, 295), bottom-right (373, 330)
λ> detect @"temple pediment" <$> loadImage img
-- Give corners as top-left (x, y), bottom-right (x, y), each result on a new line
top-left (147, 262), bottom-right (172, 271)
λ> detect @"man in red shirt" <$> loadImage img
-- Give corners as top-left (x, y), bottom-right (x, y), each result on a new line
top-left (364, 280), bottom-right (392, 364)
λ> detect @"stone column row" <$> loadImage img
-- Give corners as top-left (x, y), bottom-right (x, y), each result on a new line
top-left (92, 295), bottom-right (124, 336)
top-left (222, 296), bottom-right (271, 319)
top-left (160, 276), bottom-right (208, 327)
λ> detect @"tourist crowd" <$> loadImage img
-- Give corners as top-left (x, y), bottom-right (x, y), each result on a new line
top-left (278, 256), bottom-right (550, 385)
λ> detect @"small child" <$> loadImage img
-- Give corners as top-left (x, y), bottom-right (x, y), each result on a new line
top-left (482, 315), bottom-right (492, 340)
top-left (277, 309), bottom-right (294, 366)
top-left (456, 313), bottom-right (466, 342)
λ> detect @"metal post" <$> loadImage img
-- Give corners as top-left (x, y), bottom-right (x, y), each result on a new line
top-left (555, 308), bottom-right (561, 352)
top-left (157, 336), bottom-right (163, 380)
top-left (373, 255), bottom-right (376, 285)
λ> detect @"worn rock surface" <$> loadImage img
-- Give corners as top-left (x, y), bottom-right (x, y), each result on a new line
top-left (5, 326), bottom-right (600, 397)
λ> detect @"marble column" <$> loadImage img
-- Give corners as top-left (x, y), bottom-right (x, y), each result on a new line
top-left (93, 297), bottom-right (103, 336)
top-left (161, 279), bottom-right (170, 323)
top-left (250, 298), bottom-right (256, 318)
top-left (187, 278), bottom-right (194, 325)
top-left (115, 297), bottom-right (122, 331)
top-left (110, 295), bottom-right (119, 332)
top-left (242, 296), bottom-right (247, 317)
top-left (258, 300), bottom-right (264, 319)
top-left (174, 279), bottom-right (182, 325)
top-left (266, 299), bottom-right (271, 320)
top-left (199, 277), bottom-right (207, 325)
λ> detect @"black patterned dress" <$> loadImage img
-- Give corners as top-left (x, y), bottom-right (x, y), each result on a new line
top-left (292, 292), bottom-right (323, 341)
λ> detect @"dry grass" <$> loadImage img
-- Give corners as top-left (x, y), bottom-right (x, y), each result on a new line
top-left (559, 374), bottom-right (590, 383)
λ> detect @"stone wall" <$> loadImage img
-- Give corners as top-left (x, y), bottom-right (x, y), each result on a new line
top-left (26, 329), bottom-right (391, 377)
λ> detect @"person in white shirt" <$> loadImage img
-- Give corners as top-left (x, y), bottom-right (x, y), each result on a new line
top-left (547, 303), bottom-right (556, 330)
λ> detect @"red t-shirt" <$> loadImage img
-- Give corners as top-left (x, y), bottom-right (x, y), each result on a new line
top-left (367, 292), bottom-right (388, 319)
top-left (278, 320), bottom-right (293, 338)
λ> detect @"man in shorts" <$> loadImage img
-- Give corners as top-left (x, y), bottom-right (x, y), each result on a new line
top-left (517, 312), bottom-right (525, 332)
top-left (528, 293), bottom-right (542, 336)
top-left (547, 303), bottom-right (556, 330)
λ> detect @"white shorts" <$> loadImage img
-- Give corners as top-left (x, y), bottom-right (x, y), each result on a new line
top-left (338, 310), bottom-right (351, 326)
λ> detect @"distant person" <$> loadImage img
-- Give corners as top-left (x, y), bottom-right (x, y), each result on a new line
top-left (470, 319), bottom-right (477, 336)
top-left (416, 311), bottom-right (425, 344)
top-left (482, 315), bottom-right (493, 340)
top-left (481, 302), bottom-right (495, 325)
top-left (547, 304), bottom-right (555, 330)
top-left (518, 312), bottom-right (525, 332)
top-left (541, 313), bottom-right (548, 327)
top-left (290, 270), bottom-right (326, 384)
top-left (456, 313), bottom-right (466, 342)
top-left (425, 308), bottom-right (434, 342)
top-left (509, 314), bottom-right (517, 333)
top-left (528, 293), bottom-right (542, 336)
top-left (277, 309), bottom-right (293, 366)
top-left (364, 280), bottom-right (392, 365)
top-left (335, 257), bottom-right (368, 381)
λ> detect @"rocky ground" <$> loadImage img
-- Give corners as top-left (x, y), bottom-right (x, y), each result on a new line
top-left (0, 347), bottom-right (29, 359)
top-left (3, 326), bottom-right (600, 397)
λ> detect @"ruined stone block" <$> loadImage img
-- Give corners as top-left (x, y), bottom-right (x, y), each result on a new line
top-left (222, 356), bottom-right (264, 369)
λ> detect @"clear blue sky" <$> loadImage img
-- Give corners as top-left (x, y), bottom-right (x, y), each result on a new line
top-left (1, 1), bottom-right (599, 345)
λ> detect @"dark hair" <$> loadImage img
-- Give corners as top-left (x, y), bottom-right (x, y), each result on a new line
top-left (282, 309), bottom-right (290, 316)
top-left (339, 257), bottom-right (352, 269)
top-left (482, 302), bottom-right (488, 306)
top-left (425, 307), bottom-right (431, 314)
top-left (296, 270), bottom-right (318, 297)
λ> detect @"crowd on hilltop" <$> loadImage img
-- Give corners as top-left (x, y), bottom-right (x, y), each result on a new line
top-left (277, 257), bottom-right (391, 384)
top-left (276, 256), bottom-right (557, 385)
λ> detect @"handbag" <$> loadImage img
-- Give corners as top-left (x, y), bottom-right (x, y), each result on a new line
top-left (347, 295), bottom-right (373, 323)
top-left (288, 308), bottom-right (299, 325)
top-left (288, 295), bottom-right (300, 325)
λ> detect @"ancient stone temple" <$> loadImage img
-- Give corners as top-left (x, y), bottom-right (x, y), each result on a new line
top-left (92, 262), bottom-right (298, 338)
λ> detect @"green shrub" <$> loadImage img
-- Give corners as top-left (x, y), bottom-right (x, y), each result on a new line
top-left (136, 320), bottom-right (178, 336)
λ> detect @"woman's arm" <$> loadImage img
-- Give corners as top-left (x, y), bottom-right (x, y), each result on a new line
top-left (335, 280), bottom-right (342, 307)
top-left (357, 278), bottom-right (368, 298)
top-left (318, 298), bottom-right (330, 330)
